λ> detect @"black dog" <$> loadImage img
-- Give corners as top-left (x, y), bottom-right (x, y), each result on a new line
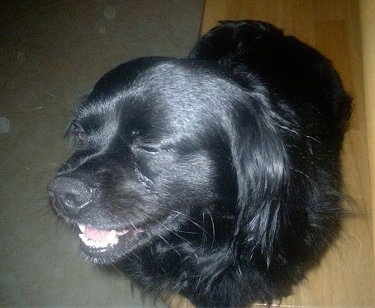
top-left (48, 21), bottom-right (351, 307)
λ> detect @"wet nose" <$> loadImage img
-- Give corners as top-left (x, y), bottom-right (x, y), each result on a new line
top-left (48, 176), bottom-right (92, 216)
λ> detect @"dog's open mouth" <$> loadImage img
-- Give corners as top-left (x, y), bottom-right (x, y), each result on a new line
top-left (78, 224), bottom-right (144, 257)
top-left (75, 213), bottom-right (182, 262)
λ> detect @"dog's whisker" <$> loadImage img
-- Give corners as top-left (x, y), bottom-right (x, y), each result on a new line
top-left (208, 213), bottom-right (216, 248)
top-left (31, 207), bottom-right (52, 222)
top-left (128, 221), bottom-right (140, 233)
top-left (154, 232), bottom-right (182, 258)
top-left (131, 207), bottom-right (191, 245)
top-left (167, 209), bottom-right (206, 232)
top-left (110, 263), bottom-right (129, 279)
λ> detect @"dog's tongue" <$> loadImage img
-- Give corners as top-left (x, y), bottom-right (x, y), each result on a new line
top-left (84, 227), bottom-right (112, 242)
top-left (78, 224), bottom-right (121, 248)
top-left (78, 224), bottom-right (134, 249)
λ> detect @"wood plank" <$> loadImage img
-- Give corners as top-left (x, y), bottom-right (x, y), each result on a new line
top-left (360, 0), bottom-right (375, 266)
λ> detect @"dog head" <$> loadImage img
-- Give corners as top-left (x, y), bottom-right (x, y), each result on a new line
top-left (48, 57), bottom-right (288, 264)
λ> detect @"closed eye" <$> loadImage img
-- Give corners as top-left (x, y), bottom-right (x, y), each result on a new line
top-left (135, 145), bottom-right (161, 154)
top-left (69, 121), bottom-right (86, 146)
top-left (132, 141), bottom-right (174, 155)
top-left (132, 142), bottom-right (176, 155)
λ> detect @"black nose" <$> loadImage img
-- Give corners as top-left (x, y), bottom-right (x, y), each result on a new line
top-left (48, 176), bottom-right (92, 216)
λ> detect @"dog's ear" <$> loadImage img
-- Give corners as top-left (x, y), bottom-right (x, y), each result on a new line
top-left (227, 90), bottom-right (291, 263)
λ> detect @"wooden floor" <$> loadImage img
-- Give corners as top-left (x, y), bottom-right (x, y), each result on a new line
top-left (165, 1), bottom-right (375, 307)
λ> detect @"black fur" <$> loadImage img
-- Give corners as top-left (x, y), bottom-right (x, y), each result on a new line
top-left (48, 21), bottom-right (351, 307)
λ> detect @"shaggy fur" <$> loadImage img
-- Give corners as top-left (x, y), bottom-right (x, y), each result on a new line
top-left (48, 21), bottom-right (351, 307)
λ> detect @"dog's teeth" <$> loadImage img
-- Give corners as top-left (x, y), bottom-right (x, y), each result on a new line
top-left (108, 230), bottom-right (118, 243)
top-left (78, 224), bottom-right (86, 233)
top-left (79, 233), bottom-right (90, 246)
top-left (79, 230), bottom-right (119, 248)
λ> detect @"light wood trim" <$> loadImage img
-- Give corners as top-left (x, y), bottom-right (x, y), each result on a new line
top-left (360, 0), bottom-right (375, 264)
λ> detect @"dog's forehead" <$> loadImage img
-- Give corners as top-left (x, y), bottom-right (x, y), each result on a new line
top-left (117, 62), bottom-right (243, 136)
top-left (73, 59), bottom-right (248, 141)
top-left (142, 62), bottom-right (236, 105)
top-left (130, 62), bottom-right (242, 116)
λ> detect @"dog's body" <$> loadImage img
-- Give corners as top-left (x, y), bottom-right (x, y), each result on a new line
top-left (48, 21), bottom-right (351, 307)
